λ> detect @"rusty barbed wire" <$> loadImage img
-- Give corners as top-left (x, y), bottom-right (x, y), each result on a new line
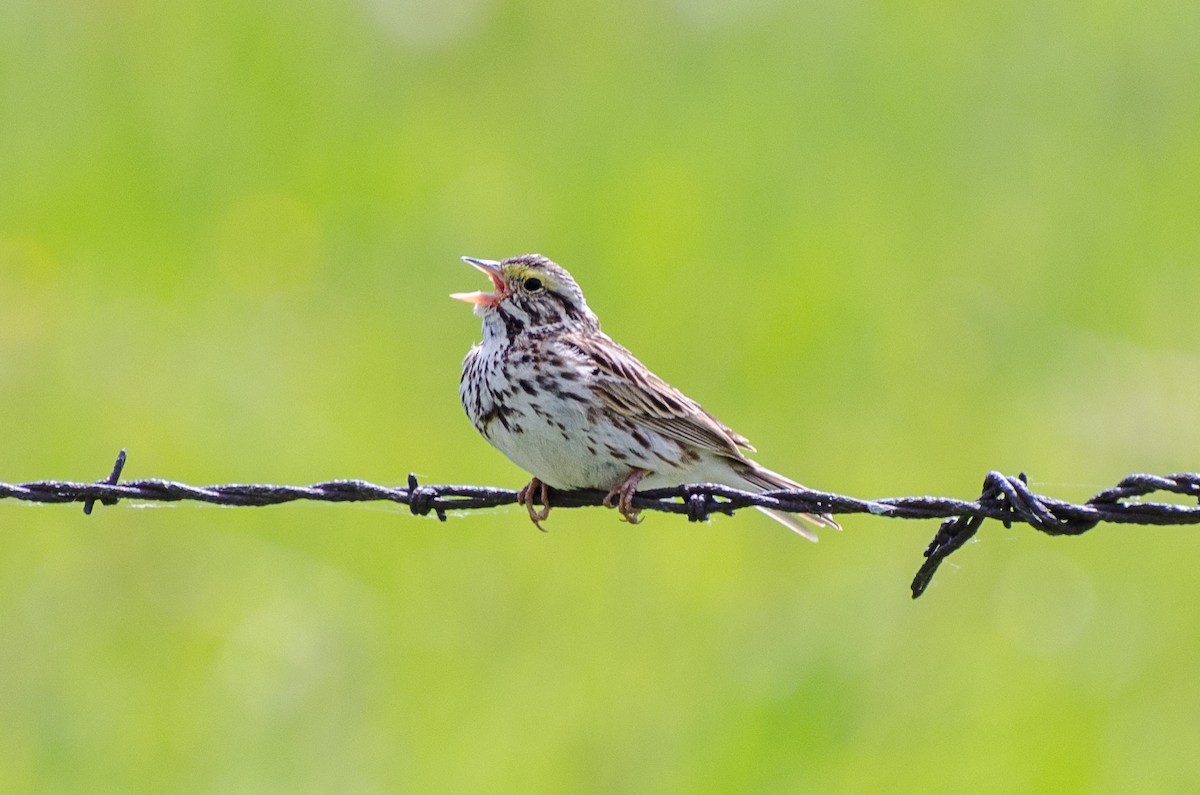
top-left (2, 450), bottom-right (1198, 598)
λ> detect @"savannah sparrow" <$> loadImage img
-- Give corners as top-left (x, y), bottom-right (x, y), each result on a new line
top-left (453, 254), bottom-right (839, 540)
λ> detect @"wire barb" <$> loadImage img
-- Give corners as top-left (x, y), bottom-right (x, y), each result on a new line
top-left (407, 474), bottom-right (447, 522)
top-left (83, 448), bottom-right (127, 515)
top-left (3, 451), bottom-right (1198, 598)
top-left (685, 490), bottom-right (716, 523)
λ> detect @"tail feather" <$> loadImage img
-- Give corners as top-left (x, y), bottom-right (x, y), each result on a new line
top-left (755, 507), bottom-right (822, 542)
top-left (735, 461), bottom-right (841, 541)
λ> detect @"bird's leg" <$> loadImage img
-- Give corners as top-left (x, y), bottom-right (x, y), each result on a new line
top-left (603, 468), bottom-right (649, 524)
top-left (516, 477), bottom-right (551, 531)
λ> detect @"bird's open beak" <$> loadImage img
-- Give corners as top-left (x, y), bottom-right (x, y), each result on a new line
top-left (451, 257), bottom-right (509, 307)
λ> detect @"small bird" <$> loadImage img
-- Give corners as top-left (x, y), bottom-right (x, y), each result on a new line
top-left (452, 254), bottom-right (839, 540)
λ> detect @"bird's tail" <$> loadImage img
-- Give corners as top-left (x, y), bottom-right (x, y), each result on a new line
top-left (734, 461), bottom-right (841, 543)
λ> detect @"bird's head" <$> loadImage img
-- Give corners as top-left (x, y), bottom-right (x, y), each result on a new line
top-left (452, 254), bottom-right (598, 337)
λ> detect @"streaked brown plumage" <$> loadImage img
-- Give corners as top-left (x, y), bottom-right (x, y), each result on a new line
top-left (453, 254), bottom-right (839, 539)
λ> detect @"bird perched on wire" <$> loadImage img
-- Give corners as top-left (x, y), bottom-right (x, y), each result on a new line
top-left (453, 254), bottom-right (839, 539)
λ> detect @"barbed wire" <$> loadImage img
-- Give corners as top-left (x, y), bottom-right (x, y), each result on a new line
top-left (2, 450), bottom-right (1198, 598)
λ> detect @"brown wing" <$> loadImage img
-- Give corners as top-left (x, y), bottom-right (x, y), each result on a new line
top-left (557, 331), bottom-right (755, 458)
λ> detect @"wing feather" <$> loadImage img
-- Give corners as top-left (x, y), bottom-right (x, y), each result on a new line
top-left (557, 332), bottom-right (755, 458)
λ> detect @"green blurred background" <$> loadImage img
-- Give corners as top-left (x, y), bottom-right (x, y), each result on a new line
top-left (2, 0), bottom-right (1199, 790)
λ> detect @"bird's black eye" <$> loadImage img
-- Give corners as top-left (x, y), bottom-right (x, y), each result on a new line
top-left (523, 277), bottom-right (544, 293)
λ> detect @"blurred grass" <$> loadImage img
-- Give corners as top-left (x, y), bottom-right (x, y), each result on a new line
top-left (2, 0), bottom-right (1200, 790)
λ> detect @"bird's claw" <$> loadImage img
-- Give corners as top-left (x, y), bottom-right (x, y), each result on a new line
top-left (517, 478), bottom-right (551, 531)
top-left (604, 469), bottom-right (648, 524)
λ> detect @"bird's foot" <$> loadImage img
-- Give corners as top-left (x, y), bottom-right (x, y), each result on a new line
top-left (516, 477), bottom-right (551, 531)
top-left (603, 469), bottom-right (648, 524)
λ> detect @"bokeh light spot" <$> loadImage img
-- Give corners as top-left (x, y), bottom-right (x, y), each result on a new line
top-left (365, 0), bottom-right (494, 50)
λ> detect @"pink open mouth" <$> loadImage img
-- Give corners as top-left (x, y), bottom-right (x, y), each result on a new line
top-left (451, 257), bottom-right (509, 308)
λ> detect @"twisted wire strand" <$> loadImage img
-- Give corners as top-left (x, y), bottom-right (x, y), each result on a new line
top-left (3, 450), bottom-right (1197, 598)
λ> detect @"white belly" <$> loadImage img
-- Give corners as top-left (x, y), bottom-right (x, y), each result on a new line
top-left (461, 343), bottom-right (700, 490)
